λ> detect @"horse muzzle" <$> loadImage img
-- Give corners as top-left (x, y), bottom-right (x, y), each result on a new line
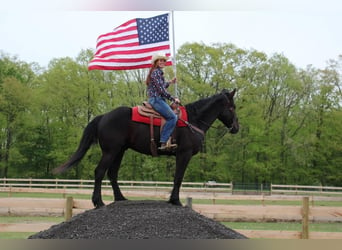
top-left (229, 126), bottom-right (239, 134)
top-left (229, 119), bottom-right (239, 134)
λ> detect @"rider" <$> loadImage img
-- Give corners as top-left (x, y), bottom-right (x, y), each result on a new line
top-left (145, 53), bottom-right (180, 151)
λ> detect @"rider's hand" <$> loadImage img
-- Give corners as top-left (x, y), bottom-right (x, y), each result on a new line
top-left (170, 77), bottom-right (177, 84)
top-left (174, 98), bottom-right (180, 104)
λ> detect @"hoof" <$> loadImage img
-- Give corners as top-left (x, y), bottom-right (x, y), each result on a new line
top-left (115, 197), bottom-right (127, 202)
top-left (168, 199), bottom-right (182, 206)
top-left (93, 201), bottom-right (105, 209)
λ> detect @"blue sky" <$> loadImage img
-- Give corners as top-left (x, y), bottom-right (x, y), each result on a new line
top-left (0, 0), bottom-right (341, 69)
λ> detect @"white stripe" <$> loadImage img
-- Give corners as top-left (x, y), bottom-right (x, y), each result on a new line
top-left (113, 19), bottom-right (137, 31)
top-left (88, 60), bottom-right (151, 67)
top-left (89, 59), bottom-right (171, 68)
top-left (95, 41), bottom-right (170, 57)
top-left (92, 49), bottom-right (171, 61)
top-left (96, 37), bottom-right (139, 51)
top-left (96, 29), bottom-right (138, 44)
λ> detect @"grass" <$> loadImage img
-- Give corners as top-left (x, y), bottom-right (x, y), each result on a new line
top-left (0, 216), bottom-right (64, 223)
top-left (192, 199), bottom-right (342, 206)
top-left (0, 191), bottom-right (113, 201)
top-left (0, 232), bottom-right (33, 239)
top-left (222, 221), bottom-right (342, 232)
top-left (2, 191), bottom-right (342, 206)
top-left (0, 216), bottom-right (65, 239)
top-left (2, 217), bottom-right (340, 233)
top-left (1, 219), bottom-right (341, 239)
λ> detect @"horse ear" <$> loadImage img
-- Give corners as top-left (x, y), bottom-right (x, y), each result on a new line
top-left (229, 88), bottom-right (237, 98)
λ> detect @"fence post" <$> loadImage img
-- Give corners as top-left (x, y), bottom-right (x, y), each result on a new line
top-left (301, 196), bottom-right (309, 239)
top-left (65, 196), bottom-right (73, 221)
top-left (186, 197), bottom-right (192, 209)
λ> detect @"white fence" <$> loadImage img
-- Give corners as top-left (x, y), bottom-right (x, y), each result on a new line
top-left (0, 178), bottom-right (232, 193)
top-left (1, 178), bottom-right (342, 197)
top-left (271, 184), bottom-right (342, 195)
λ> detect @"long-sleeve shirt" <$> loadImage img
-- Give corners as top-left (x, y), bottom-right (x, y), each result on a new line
top-left (147, 67), bottom-right (175, 102)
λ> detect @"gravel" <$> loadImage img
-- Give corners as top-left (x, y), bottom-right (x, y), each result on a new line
top-left (28, 200), bottom-right (247, 239)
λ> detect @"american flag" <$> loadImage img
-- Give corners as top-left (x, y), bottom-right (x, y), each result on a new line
top-left (88, 13), bottom-right (172, 71)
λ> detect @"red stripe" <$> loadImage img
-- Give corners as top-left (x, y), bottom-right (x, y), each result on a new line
top-left (88, 61), bottom-right (172, 71)
top-left (88, 64), bottom-right (151, 71)
top-left (98, 45), bottom-right (170, 58)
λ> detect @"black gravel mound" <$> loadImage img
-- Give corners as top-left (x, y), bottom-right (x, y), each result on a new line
top-left (28, 200), bottom-right (247, 239)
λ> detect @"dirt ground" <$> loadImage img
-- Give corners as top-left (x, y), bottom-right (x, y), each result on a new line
top-left (28, 200), bottom-right (247, 239)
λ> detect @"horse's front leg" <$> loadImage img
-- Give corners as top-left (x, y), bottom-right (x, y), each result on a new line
top-left (169, 152), bottom-right (192, 206)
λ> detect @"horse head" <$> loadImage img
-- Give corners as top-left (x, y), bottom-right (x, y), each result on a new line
top-left (217, 89), bottom-right (239, 134)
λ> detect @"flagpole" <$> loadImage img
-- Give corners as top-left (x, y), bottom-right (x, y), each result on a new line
top-left (171, 10), bottom-right (178, 98)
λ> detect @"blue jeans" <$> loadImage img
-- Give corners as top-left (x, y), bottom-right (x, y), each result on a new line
top-left (149, 97), bottom-right (177, 143)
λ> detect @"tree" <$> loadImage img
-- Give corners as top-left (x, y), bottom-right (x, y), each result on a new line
top-left (0, 77), bottom-right (32, 177)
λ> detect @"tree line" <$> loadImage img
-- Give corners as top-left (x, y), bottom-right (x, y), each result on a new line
top-left (0, 42), bottom-right (341, 186)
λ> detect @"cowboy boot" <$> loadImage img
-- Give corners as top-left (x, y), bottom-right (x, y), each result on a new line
top-left (158, 138), bottom-right (177, 151)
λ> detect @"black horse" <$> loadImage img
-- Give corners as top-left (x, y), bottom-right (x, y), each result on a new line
top-left (53, 89), bottom-right (239, 208)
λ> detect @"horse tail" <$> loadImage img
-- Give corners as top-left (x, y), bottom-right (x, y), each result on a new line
top-left (52, 115), bottom-right (103, 174)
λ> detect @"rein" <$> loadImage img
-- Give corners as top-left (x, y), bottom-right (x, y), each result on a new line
top-left (178, 117), bottom-right (205, 137)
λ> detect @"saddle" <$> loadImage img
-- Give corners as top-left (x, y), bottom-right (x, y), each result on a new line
top-left (132, 102), bottom-right (187, 156)
top-left (138, 101), bottom-right (183, 126)
top-left (132, 102), bottom-right (188, 127)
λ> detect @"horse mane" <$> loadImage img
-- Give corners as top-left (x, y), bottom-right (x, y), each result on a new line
top-left (185, 93), bottom-right (222, 118)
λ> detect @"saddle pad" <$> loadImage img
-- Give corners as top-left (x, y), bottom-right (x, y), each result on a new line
top-left (132, 106), bottom-right (188, 127)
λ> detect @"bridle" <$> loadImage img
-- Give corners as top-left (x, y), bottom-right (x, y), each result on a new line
top-left (198, 93), bottom-right (237, 133)
top-left (179, 92), bottom-right (237, 137)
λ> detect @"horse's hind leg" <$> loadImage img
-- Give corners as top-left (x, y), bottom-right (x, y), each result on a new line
top-left (92, 152), bottom-right (115, 208)
top-left (107, 149), bottom-right (127, 201)
top-left (169, 152), bottom-right (192, 206)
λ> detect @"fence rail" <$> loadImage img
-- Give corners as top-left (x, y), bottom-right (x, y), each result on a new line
top-left (1, 178), bottom-right (342, 197)
top-left (271, 184), bottom-right (342, 195)
top-left (0, 178), bottom-right (232, 193)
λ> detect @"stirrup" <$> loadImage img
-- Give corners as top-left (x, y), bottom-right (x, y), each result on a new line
top-left (158, 142), bottom-right (177, 151)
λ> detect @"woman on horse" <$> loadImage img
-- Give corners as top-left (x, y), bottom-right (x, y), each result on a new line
top-left (145, 53), bottom-right (180, 151)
